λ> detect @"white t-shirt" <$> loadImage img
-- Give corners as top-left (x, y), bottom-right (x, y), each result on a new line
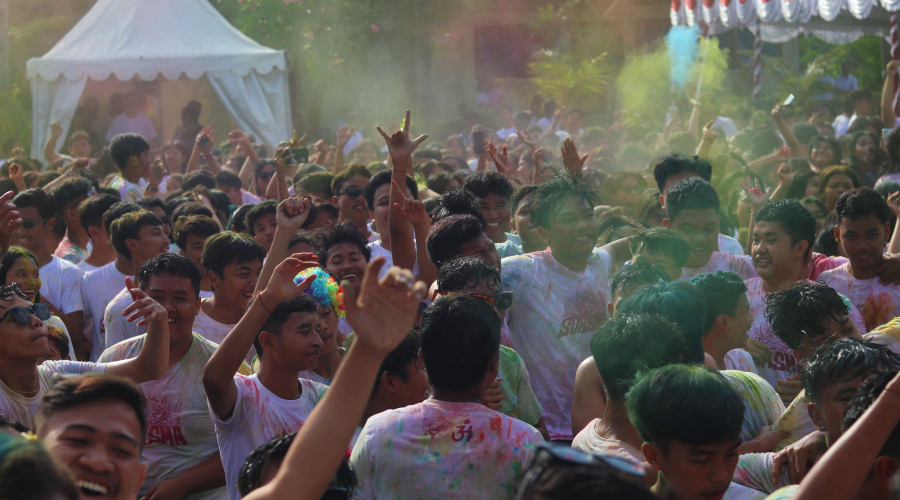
top-left (572, 419), bottom-right (645, 463)
top-left (106, 112), bottom-right (158, 141)
top-left (82, 263), bottom-right (130, 361)
top-left (744, 277), bottom-right (867, 389)
top-left (39, 256), bottom-right (83, 315)
top-left (76, 260), bottom-right (98, 273)
top-left (108, 175), bottom-right (144, 203)
top-left (104, 287), bottom-right (145, 350)
top-left (0, 361), bottom-right (104, 429)
top-left (719, 234), bottom-right (745, 256)
top-left (210, 374), bottom-right (327, 500)
top-left (99, 333), bottom-right (227, 500)
top-left (350, 399), bottom-right (542, 500)
top-left (735, 452), bottom-right (792, 495)
top-left (193, 304), bottom-right (235, 345)
top-left (835, 74), bottom-right (859, 92)
top-left (833, 114), bottom-right (851, 137)
top-left (721, 370), bottom-right (785, 443)
top-left (369, 239), bottom-right (419, 278)
top-left (818, 263), bottom-right (900, 332)
top-left (501, 248), bottom-right (611, 440)
top-left (725, 349), bottom-right (758, 375)
top-left (679, 252), bottom-right (758, 282)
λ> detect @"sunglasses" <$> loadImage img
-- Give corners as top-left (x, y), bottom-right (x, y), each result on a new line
top-left (21, 219), bottom-right (44, 230)
top-left (433, 290), bottom-right (514, 311)
top-left (341, 186), bottom-right (365, 199)
top-left (258, 170), bottom-right (275, 181)
top-left (0, 303), bottom-right (50, 324)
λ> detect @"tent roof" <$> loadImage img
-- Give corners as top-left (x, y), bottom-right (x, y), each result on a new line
top-left (26, 0), bottom-right (285, 82)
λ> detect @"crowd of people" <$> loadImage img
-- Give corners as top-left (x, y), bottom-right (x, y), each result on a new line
top-left (4, 59), bottom-right (900, 500)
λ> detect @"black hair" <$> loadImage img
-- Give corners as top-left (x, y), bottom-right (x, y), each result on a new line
top-left (610, 261), bottom-right (670, 299)
top-left (317, 221), bottom-right (371, 267)
top-left (79, 194), bottom-right (120, 234)
top-left (511, 185), bottom-right (540, 213)
top-left (690, 271), bottom-right (748, 335)
top-left (426, 214), bottom-right (488, 269)
top-left (46, 324), bottom-right (70, 359)
top-left (245, 200), bottom-right (278, 236)
top-left (215, 170), bottom-right (243, 189)
top-left (791, 122), bottom-right (820, 148)
top-left (464, 172), bottom-right (514, 201)
top-left (841, 369), bottom-right (900, 458)
top-left (0, 247), bottom-right (39, 295)
top-left (618, 280), bottom-right (707, 363)
top-left (138, 196), bottom-right (167, 215)
top-left (331, 164), bottom-right (371, 196)
top-left (109, 210), bottom-right (163, 261)
top-left (530, 174), bottom-right (601, 229)
top-left (800, 338), bottom-right (900, 404)
top-left (230, 204), bottom-right (255, 233)
top-left (297, 171), bottom-right (335, 199)
top-left (665, 177), bottom-right (720, 220)
top-left (430, 188), bottom-right (488, 228)
top-left (102, 201), bottom-right (143, 236)
top-left (653, 154), bottom-right (712, 193)
top-left (626, 364), bottom-right (744, 452)
top-left (0, 433), bottom-right (79, 500)
top-left (374, 330), bottom-right (421, 393)
top-left (364, 170), bottom-right (418, 212)
top-left (171, 201), bottom-right (213, 223)
top-left (628, 227), bottom-right (690, 268)
top-left (784, 170), bottom-right (819, 200)
top-left (299, 202), bottom-right (339, 230)
top-left (11, 188), bottom-right (55, 221)
top-left (755, 199), bottom-right (817, 263)
top-left (420, 294), bottom-right (500, 392)
top-left (254, 294), bottom-right (319, 358)
top-left (436, 256), bottom-right (500, 292)
top-left (172, 215), bottom-right (220, 252)
top-left (591, 313), bottom-right (688, 400)
top-left (201, 232), bottom-right (266, 283)
top-left (138, 253), bottom-right (202, 298)
top-left (835, 187), bottom-right (892, 225)
top-left (36, 373), bottom-right (148, 440)
top-left (108, 133), bottom-right (149, 171)
top-left (52, 177), bottom-right (94, 216)
top-left (181, 170), bottom-right (216, 191)
top-left (426, 172), bottom-right (463, 195)
top-left (809, 135), bottom-right (843, 165)
top-left (765, 281), bottom-right (850, 350)
top-left (750, 128), bottom-right (783, 160)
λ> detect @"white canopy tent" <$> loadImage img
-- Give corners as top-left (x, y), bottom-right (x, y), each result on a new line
top-left (26, 0), bottom-right (292, 159)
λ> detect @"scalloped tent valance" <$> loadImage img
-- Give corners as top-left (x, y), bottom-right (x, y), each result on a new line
top-left (671, 0), bottom-right (900, 39)
top-left (26, 0), bottom-right (292, 159)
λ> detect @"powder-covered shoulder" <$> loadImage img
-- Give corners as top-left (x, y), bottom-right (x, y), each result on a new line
top-left (302, 378), bottom-right (329, 403)
top-left (97, 334), bottom-right (146, 362)
top-left (501, 253), bottom-right (540, 290)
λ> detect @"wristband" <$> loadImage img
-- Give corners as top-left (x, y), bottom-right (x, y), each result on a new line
top-left (257, 292), bottom-right (273, 314)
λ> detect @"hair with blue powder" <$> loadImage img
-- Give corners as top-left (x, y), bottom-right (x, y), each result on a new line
top-left (294, 267), bottom-right (345, 318)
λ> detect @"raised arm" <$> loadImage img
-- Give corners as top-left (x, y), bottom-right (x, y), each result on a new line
top-left (242, 258), bottom-right (426, 500)
top-left (695, 120), bottom-right (717, 160)
top-left (392, 181), bottom-right (437, 285)
top-left (186, 127), bottom-right (213, 174)
top-left (233, 130), bottom-right (261, 189)
top-left (103, 277), bottom-right (170, 383)
top-left (772, 104), bottom-right (807, 159)
top-left (560, 138), bottom-right (588, 179)
top-left (7, 163), bottom-right (26, 193)
top-left (883, 61), bottom-right (899, 129)
top-left (203, 254), bottom-right (319, 420)
top-left (333, 126), bottom-right (354, 174)
top-left (255, 196), bottom-right (310, 295)
top-left (0, 191), bottom-right (22, 259)
top-left (42, 121), bottom-right (63, 164)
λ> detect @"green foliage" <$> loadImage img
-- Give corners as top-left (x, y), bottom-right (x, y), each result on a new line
top-left (528, 50), bottom-right (612, 109)
top-left (0, 85), bottom-right (33, 152)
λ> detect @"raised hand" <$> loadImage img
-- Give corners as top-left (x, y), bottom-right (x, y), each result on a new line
top-left (195, 126), bottom-right (214, 153)
top-left (776, 163), bottom-right (794, 186)
top-left (487, 141), bottom-right (508, 175)
top-left (343, 257), bottom-right (427, 355)
top-left (336, 125), bottom-right (355, 150)
top-left (701, 120), bottom-right (717, 142)
top-left (276, 196), bottom-right (311, 232)
top-left (7, 163), bottom-right (24, 185)
top-left (746, 338), bottom-right (771, 367)
top-left (0, 191), bottom-right (22, 252)
top-left (888, 60), bottom-right (899, 75)
top-left (376, 109), bottom-right (428, 162)
top-left (740, 176), bottom-right (771, 212)
top-left (391, 180), bottom-right (429, 228)
top-left (228, 129), bottom-right (249, 145)
top-left (517, 129), bottom-right (537, 150)
top-left (532, 148), bottom-right (544, 185)
top-left (273, 146), bottom-right (294, 175)
top-left (49, 121), bottom-right (63, 137)
top-left (148, 158), bottom-right (166, 189)
top-left (314, 139), bottom-right (328, 154)
top-left (261, 253), bottom-right (320, 307)
top-left (771, 103), bottom-right (786, 120)
top-left (121, 277), bottom-right (168, 327)
top-left (484, 377), bottom-right (503, 410)
top-left (771, 430), bottom-right (827, 485)
top-left (560, 138), bottom-right (587, 178)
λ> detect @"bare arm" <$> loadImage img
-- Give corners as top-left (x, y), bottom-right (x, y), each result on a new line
top-left (571, 357), bottom-right (606, 437)
top-left (103, 277), bottom-right (169, 383)
top-left (772, 104), bottom-right (807, 160)
top-left (185, 127), bottom-right (213, 174)
top-left (333, 126), bottom-right (353, 174)
top-left (883, 61), bottom-right (899, 129)
top-left (233, 130), bottom-right (261, 190)
top-left (42, 122), bottom-right (63, 164)
top-left (695, 120), bottom-right (717, 160)
top-left (0, 191), bottom-right (21, 258)
top-left (888, 192), bottom-right (900, 255)
top-left (242, 259), bottom-right (426, 500)
top-left (7, 163), bottom-right (26, 193)
top-left (768, 164), bottom-right (793, 203)
top-left (255, 195), bottom-right (310, 294)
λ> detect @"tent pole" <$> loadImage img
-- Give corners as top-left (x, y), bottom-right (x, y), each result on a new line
top-left (753, 21), bottom-right (762, 101)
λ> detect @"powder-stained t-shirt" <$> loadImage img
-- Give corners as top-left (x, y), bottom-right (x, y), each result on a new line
top-left (100, 333), bottom-right (227, 500)
top-left (719, 234), bottom-right (745, 256)
top-left (679, 252), bottom-right (758, 282)
top-left (82, 263), bottom-right (129, 361)
top-left (502, 248), bottom-right (612, 440)
top-left (721, 370), bottom-right (785, 443)
top-left (39, 255), bottom-right (83, 315)
top-left (744, 278), bottom-right (866, 389)
top-left (211, 374), bottom-right (327, 500)
top-left (725, 349), bottom-right (759, 374)
top-left (53, 237), bottom-right (87, 265)
top-left (0, 361), bottom-right (104, 429)
top-left (571, 419), bottom-right (645, 463)
top-left (350, 399), bottom-right (542, 500)
top-left (806, 253), bottom-right (848, 281)
top-left (764, 486), bottom-right (799, 500)
top-left (818, 263), bottom-right (900, 332)
top-left (192, 305), bottom-right (235, 345)
top-left (734, 452), bottom-right (792, 495)
top-left (108, 175), bottom-right (144, 202)
top-left (497, 345), bottom-right (543, 426)
top-left (104, 287), bottom-right (145, 349)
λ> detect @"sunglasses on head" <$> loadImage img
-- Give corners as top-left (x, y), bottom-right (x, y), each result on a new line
top-left (433, 290), bottom-right (514, 311)
top-left (341, 186), bottom-right (364, 199)
top-left (0, 303), bottom-right (50, 324)
top-left (258, 170), bottom-right (275, 181)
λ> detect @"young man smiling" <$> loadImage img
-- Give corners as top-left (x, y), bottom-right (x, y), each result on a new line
top-left (195, 232), bottom-right (266, 345)
top-left (663, 178), bottom-right (757, 282)
top-left (819, 188), bottom-right (900, 331)
top-left (99, 253), bottom-right (236, 500)
top-left (245, 200), bottom-right (278, 253)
